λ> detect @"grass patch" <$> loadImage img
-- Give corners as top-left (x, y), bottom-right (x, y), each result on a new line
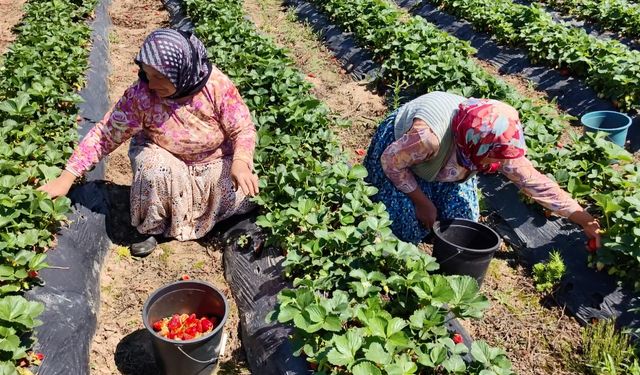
top-left (579, 319), bottom-right (640, 374)
top-left (159, 243), bottom-right (173, 265)
top-left (114, 245), bottom-right (130, 259)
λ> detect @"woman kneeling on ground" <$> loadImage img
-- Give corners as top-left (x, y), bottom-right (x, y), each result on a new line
top-left (39, 29), bottom-right (258, 256)
top-left (364, 91), bottom-right (601, 247)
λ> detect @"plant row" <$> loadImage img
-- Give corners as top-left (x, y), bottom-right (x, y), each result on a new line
top-left (405, 0), bottom-right (640, 111)
top-left (310, 0), bottom-right (640, 289)
top-left (183, 0), bottom-right (516, 373)
top-left (538, 0), bottom-right (640, 40)
top-left (0, 0), bottom-right (98, 372)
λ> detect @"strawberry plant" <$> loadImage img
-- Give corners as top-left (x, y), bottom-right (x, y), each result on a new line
top-left (184, 0), bottom-right (515, 372)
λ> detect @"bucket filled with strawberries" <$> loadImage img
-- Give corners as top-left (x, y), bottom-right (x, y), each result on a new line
top-left (142, 279), bottom-right (227, 375)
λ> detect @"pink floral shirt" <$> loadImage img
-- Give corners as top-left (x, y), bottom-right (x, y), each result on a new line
top-left (66, 66), bottom-right (256, 176)
top-left (380, 120), bottom-right (582, 217)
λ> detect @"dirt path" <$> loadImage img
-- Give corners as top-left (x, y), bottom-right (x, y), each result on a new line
top-left (242, 0), bottom-right (387, 159)
top-left (0, 0), bottom-right (26, 54)
top-left (89, 0), bottom-right (249, 373)
top-left (243, 1), bottom-right (584, 374)
top-left (465, 252), bottom-right (583, 374)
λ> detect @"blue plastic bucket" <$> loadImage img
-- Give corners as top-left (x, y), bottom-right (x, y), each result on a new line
top-left (580, 111), bottom-right (632, 147)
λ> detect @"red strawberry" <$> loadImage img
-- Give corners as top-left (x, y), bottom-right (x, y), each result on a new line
top-left (587, 238), bottom-right (598, 253)
top-left (152, 320), bottom-right (164, 331)
top-left (35, 353), bottom-right (44, 361)
top-left (28, 270), bottom-right (38, 278)
top-left (195, 320), bottom-right (203, 333)
top-left (181, 333), bottom-right (194, 341)
top-left (181, 275), bottom-right (190, 280)
top-left (168, 315), bottom-right (181, 331)
top-left (201, 318), bottom-right (213, 332)
top-left (167, 332), bottom-right (176, 339)
top-left (185, 326), bottom-right (198, 336)
top-left (452, 333), bottom-right (464, 344)
top-left (186, 313), bottom-right (197, 324)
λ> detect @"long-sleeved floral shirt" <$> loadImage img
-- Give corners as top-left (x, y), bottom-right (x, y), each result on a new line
top-left (66, 66), bottom-right (256, 176)
top-left (380, 119), bottom-right (582, 217)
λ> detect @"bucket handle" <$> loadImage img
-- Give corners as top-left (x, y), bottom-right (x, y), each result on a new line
top-left (177, 345), bottom-right (219, 365)
top-left (437, 248), bottom-right (463, 265)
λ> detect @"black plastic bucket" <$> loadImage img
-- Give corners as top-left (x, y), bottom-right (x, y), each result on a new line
top-left (432, 219), bottom-right (501, 286)
top-left (142, 280), bottom-right (228, 375)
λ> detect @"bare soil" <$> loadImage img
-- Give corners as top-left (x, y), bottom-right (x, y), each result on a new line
top-left (89, 0), bottom-right (249, 373)
top-left (242, 0), bottom-right (387, 162)
top-left (0, 0), bottom-right (25, 54)
top-left (465, 254), bottom-right (583, 375)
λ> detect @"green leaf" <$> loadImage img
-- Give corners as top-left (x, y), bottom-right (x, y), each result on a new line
top-left (0, 361), bottom-right (18, 375)
top-left (305, 304), bottom-right (326, 323)
top-left (38, 165), bottom-right (61, 181)
top-left (471, 341), bottom-right (492, 365)
top-left (385, 354), bottom-right (417, 375)
top-left (365, 342), bottom-right (392, 365)
top-left (322, 316), bottom-right (343, 332)
top-left (39, 199), bottom-right (55, 214)
top-left (446, 276), bottom-right (490, 318)
top-left (276, 305), bottom-right (298, 323)
top-left (348, 164), bottom-right (368, 179)
top-left (326, 330), bottom-right (362, 366)
top-left (0, 296), bottom-right (44, 329)
top-left (352, 361), bottom-right (382, 375)
top-left (442, 354), bottom-right (466, 373)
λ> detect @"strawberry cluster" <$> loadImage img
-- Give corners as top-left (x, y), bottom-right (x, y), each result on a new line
top-left (152, 313), bottom-right (217, 341)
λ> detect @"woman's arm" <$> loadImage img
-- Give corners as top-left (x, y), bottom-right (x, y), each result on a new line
top-left (499, 156), bottom-right (601, 247)
top-left (215, 74), bottom-right (258, 196)
top-left (381, 118), bottom-right (440, 227)
top-left (38, 83), bottom-right (146, 197)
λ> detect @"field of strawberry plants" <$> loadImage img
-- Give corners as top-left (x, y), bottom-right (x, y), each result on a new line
top-left (400, 0), bottom-right (640, 112)
top-left (3, 0), bottom-right (640, 372)
top-left (182, 0), bottom-right (518, 373)
top-left (536, 0), bottom-right (640, 40)
top-left (0, 0), bottom-right (97, 372)
top-left (301, 0), bottom-right (640, 291)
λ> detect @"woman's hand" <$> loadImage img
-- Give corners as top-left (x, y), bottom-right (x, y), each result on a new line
top-left (231, 159), bottom-right (259, 197)
top-left (407, 188), bottom-right (437, 229)
top-left (415, 199), bottom-right (438, 229)
top-left (569, 210), bottom-right (601, 249)
top-left (37, 170), bottom-right (76, 198)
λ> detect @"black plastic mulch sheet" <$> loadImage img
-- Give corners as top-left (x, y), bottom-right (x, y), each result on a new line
top-left (285, 0), bottom-right (640, 333)
top-left (479, 176), bottom-right (640, 332)
top-left (215, 216), bottom-right (312, 375)
top-left (24, 0), bottom-right (113, 373)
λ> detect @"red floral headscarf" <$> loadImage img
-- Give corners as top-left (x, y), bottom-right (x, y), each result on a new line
top-left (452, 98), bottom-right (527, 173)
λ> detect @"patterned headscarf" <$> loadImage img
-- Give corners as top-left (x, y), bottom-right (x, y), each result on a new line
top-left (452, 98), bottom-right (527, 173)
top-left (135, 29), bottom-right (212, 99)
